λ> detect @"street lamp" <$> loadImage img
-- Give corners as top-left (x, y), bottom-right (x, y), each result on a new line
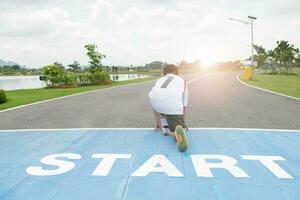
top-left (229, 16), bottom-right (257, 77)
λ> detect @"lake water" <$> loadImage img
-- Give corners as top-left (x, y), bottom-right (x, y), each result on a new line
top-left (0, 74), bottom-right (154, 91)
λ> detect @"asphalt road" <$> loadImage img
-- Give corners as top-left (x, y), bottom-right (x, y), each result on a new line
top-left (0, 72), bottom-right (299, 130)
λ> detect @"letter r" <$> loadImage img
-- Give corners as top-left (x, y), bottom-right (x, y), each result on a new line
top-left (191, 154), bottom-right (249, 178)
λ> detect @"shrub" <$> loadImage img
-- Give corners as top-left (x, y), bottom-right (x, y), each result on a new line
top-left (78, 73), bottom-right (90, 86)
top-left (42, 64), bottom-right (64, 77)
top-left (59, 74), bottom-right (77, 85)
top-left (45, 71), bottom-right (111, 87)
top-left (47, 74), bottom-right (77, 87)
top-left (87, 71), bottom-right (110, 85)
top-left (0, 90), bottom-right (7, 104)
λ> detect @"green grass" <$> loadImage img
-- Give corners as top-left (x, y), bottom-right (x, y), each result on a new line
top-left (0, 77), bottom-right (157, 111)
top-left (240, 74), bottom-right (300, 98)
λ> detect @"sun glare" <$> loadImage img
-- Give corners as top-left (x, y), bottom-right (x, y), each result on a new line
top-left (200, 54), bottom-right (218, 68)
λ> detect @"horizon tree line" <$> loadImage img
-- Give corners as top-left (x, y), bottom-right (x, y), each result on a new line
top-left (253, 40), bottom-right (300, 74)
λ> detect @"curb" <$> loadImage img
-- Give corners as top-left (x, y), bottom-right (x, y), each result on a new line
top-left (0, 127), bottom-right (299, 133)
top-left (236, 74), bottom-right (300, 101)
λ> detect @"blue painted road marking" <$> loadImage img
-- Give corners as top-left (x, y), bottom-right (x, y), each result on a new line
top-left (0, 129), bottom-right (300, 200)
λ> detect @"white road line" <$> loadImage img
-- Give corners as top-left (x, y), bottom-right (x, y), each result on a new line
top-left (236, 74), bottom-right (300, 101)
top-left (0, 127), bottom-right (299, 133)
top-left (0, 79), bottom-right (156, 113)
top-left (187, 76), bottom-right (203, 85)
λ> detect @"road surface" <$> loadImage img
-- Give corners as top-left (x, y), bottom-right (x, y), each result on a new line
top-left (0, 71), bottom-right (299, 130)
top-left (1, 128), bottom-right (300, 200)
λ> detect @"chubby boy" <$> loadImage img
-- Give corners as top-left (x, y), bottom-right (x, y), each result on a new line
top-left (149, 64), bottom-right (188, 152)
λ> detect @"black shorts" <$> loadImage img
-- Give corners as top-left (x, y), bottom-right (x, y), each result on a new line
top-left (162, 114), bottom-right (184, 132)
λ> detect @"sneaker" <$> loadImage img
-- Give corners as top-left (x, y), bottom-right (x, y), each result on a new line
top-left (162, 126), bottom-right (171, 136)
top-left (174, 125), bottom-right (188, 152)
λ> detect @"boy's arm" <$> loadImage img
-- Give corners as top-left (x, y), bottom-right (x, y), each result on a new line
top-left (183, 107), bottom-right (189, 131)
top-left (153, 110), bottom-right (162, 130)
top-left (183, 81), bottom-right (189, 129)
top-left (183, 107), bottom-right (187, 126)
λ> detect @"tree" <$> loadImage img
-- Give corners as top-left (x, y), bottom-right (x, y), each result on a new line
top-left (84, 44), bottom-right (106, 73)
top-left (145, 61), bottom-right (165, 70)
top-left (295, 54), bottom-right (300, 68)
top-left (53, 62), bottom-right (64, 70)
top-left (215, 61), bottom-right (240, 70)
top-left (42, 64), bottom-right (64, 77)
top-left (42, 64), bottom-right (65, 87)
top-left (272, 40), bottom-right (299, 74)
top-left (178, 60), bottom-right (192, 69)
top-left (68, 61), bottom-right (81, 72)
top-left (11, 65), bottom-right (21, 71)
top-left (178, 59), bottom-right (201, 71)
top-left (253, 44), bottom-right (268, 71)
top-left (193, 59), bottom-right (201, 68)
top-left (266, 50), bottom-right (277, 74)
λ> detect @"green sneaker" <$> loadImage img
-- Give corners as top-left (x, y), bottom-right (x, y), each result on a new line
top-left (174, 125), bottom-right (188, 152)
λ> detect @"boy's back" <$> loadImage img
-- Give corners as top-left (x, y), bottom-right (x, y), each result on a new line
top-left (149, 73), bottom-right (188, 115)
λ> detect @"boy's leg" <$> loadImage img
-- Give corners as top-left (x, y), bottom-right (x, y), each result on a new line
top-left (160, 115), bottom-right (171, 136)
top-left (152, 111), bottom-right (171, 136)
top-left (165, 115), bottom-right (184, 133)
top-left (160, 115), bottom-right (168, 127)
top-left (165, 115), bottom-right (188, 152)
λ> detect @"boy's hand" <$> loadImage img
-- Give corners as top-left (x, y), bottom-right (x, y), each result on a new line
top-left (154, 125), bottom-right (162, 131)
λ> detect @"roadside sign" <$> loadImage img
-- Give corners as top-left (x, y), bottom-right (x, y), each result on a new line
top-left (241, 60), bottom-right (257, 67)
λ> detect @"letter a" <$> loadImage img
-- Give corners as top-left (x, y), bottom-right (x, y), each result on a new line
top-left (132, 155), bottom-right (183, 177)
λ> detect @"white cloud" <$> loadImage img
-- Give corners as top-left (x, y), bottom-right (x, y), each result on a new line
top-left (0, 0), bottom-right (299, 67)
top-left (0, 8), bottom-right (68, 37)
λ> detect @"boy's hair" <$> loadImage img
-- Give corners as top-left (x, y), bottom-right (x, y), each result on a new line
top-left (163, 64), bottom-right (179, 75)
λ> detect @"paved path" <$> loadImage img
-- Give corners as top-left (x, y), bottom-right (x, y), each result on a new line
top-left (1, 128), bottom-right (300, 200)
top-left (0, 72), bottom-right (299, 129)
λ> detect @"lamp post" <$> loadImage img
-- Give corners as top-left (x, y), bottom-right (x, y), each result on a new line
top-left (229, 16), bottom-right (257, 77)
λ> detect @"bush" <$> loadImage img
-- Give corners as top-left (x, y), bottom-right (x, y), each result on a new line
top-left (59, 74), bottom-right (78, 85)
top-left (45, 71), bottom-right (111, 87)
top-left (0, 90), bottom-right (7, 104)
top-left (42, 64), bottom-right (64, 77)
top-left (95, 71), bottom-right (110, 81)
top-left (47, 74), bottom-right (77, 87)
top-left (87, 71), bottom-right (110, 84)
top-left (78, 73), bottom-right (90, 86)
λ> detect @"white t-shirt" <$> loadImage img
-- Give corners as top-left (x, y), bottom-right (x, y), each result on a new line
top-left (149, 74), bottom-right (188, 115)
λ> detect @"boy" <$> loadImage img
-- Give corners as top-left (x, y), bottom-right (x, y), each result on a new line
top-left (148, 64), bottom-right (188, 152)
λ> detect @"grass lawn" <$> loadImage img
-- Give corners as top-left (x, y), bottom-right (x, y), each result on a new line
top-left (239, 74), bottom-right (300, 98)
top-left (0, 77), bottom-right (157, 111)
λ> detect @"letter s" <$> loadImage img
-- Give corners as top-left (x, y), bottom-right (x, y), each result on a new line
top-left (26, 153), bottom-right (81, 176)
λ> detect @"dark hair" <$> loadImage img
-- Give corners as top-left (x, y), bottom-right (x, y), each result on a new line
top-left (163, 64), bottom-right (178, 75)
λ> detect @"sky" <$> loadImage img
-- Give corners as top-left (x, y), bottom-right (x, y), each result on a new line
top-left (0, 0), bottom-right (299, 68)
